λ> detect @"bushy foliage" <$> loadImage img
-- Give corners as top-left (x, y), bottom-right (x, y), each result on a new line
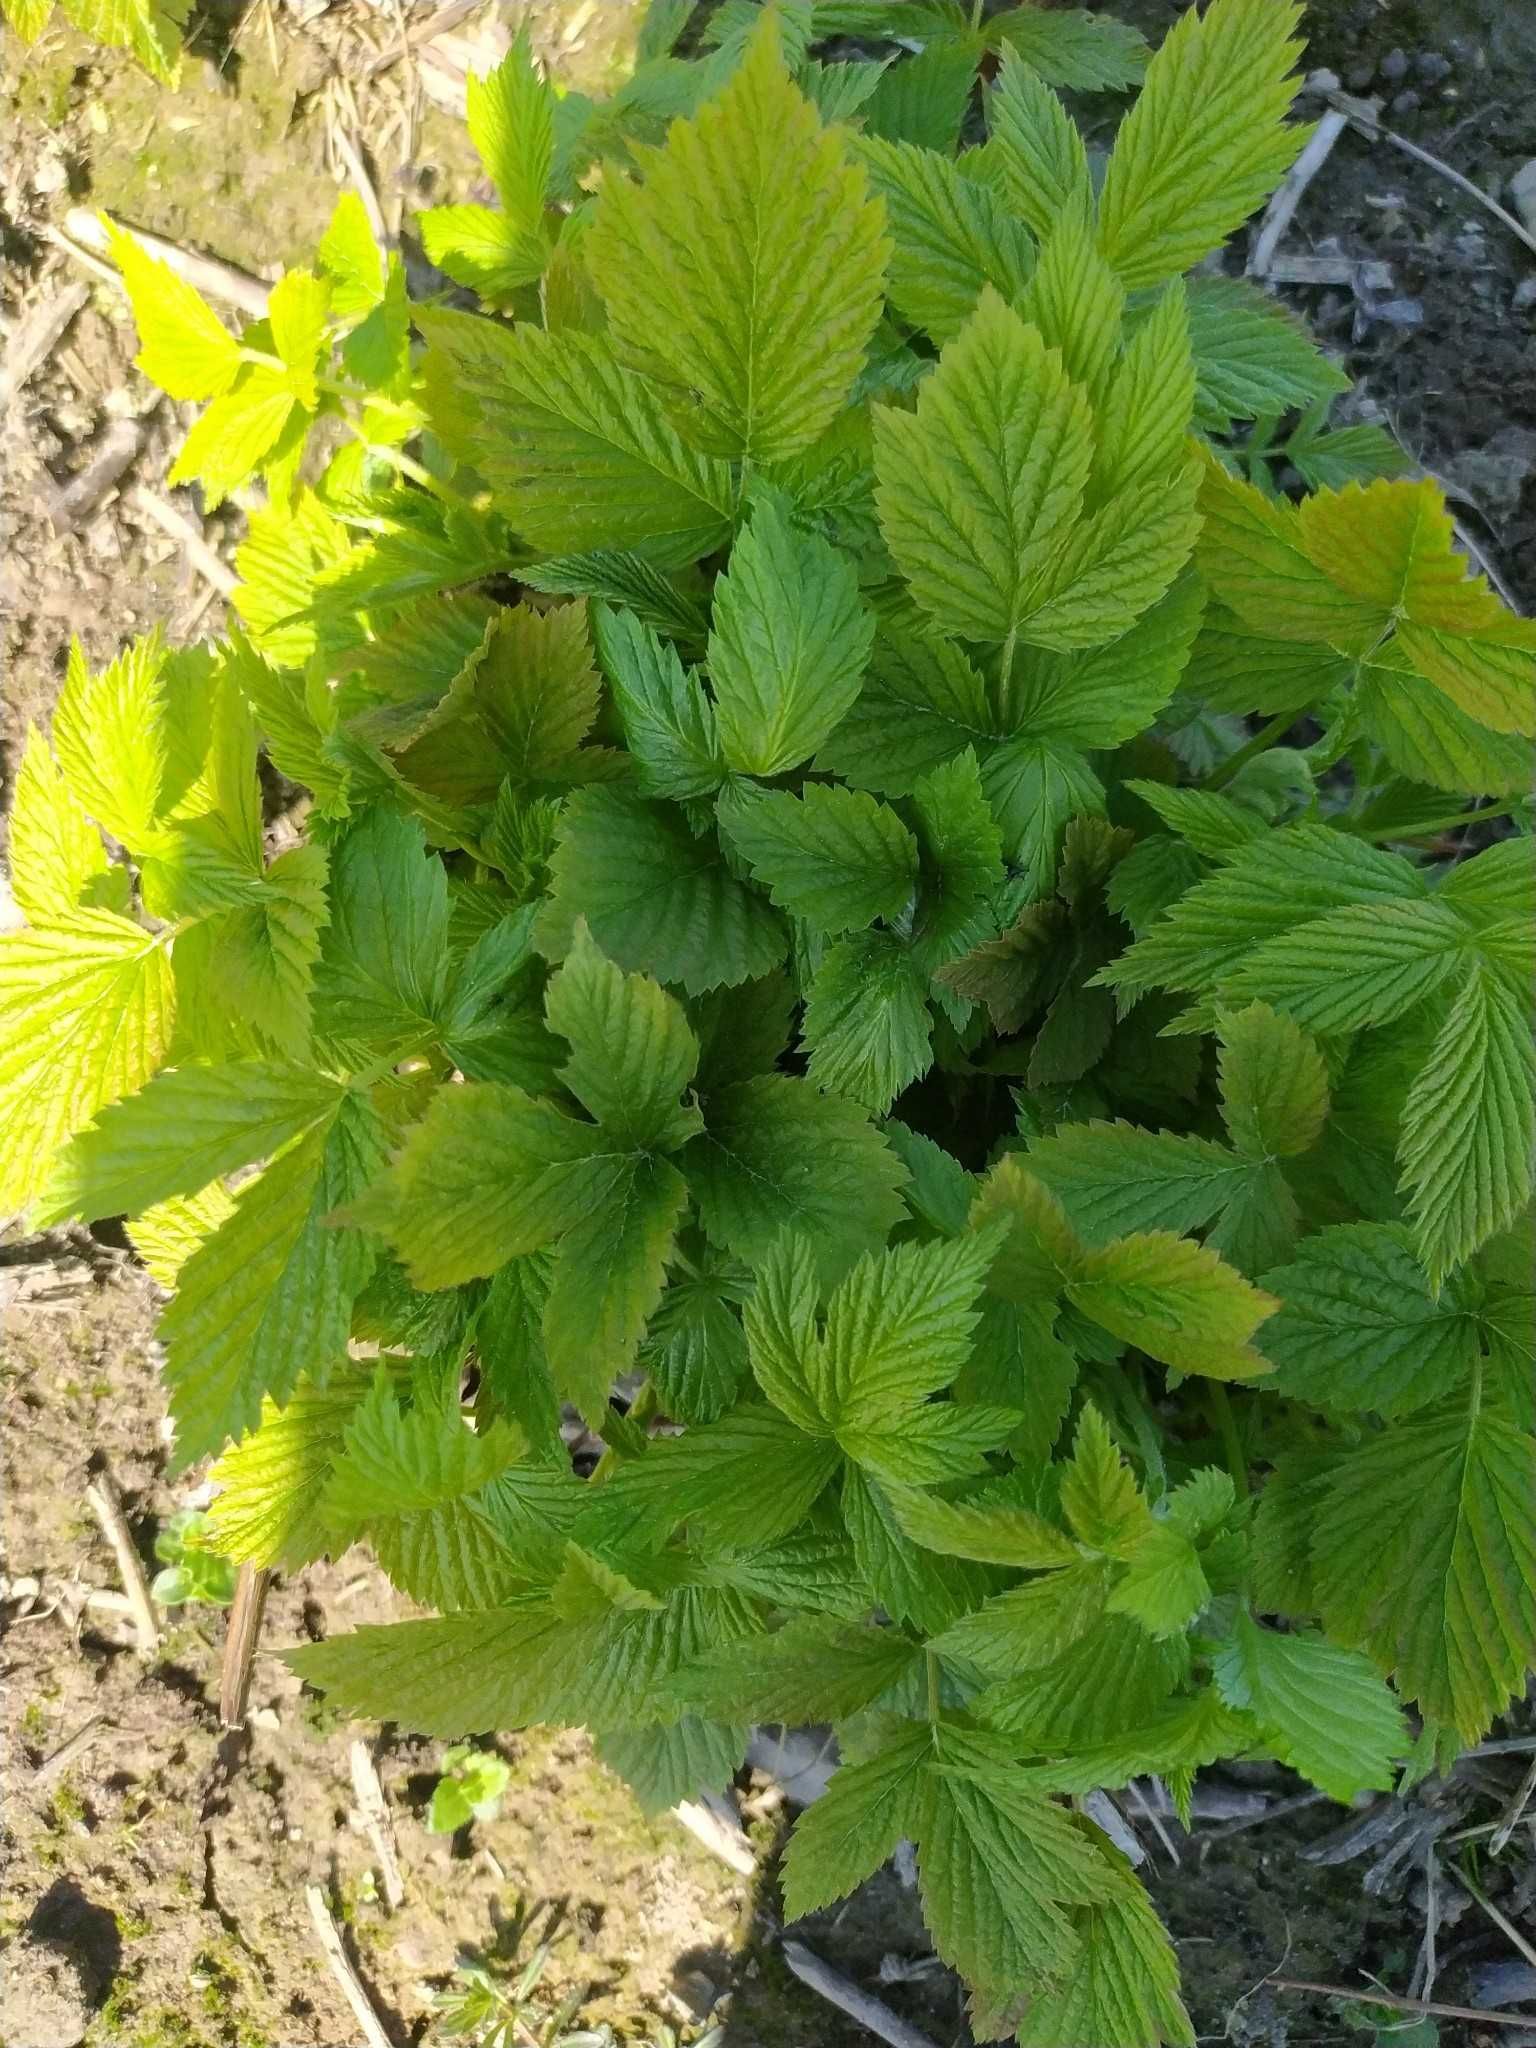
top-left (6, 2), bottom-right (1535, 2038)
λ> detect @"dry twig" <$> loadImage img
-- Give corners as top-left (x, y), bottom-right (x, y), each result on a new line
top-left (1248, 108), bottom-right (1350, 278)
top-left (130, 486), bottom-right (239, 598)
top-left (83, 1468), bottom-right (159, 1654)
top-left (1, 282), bottom-right (90, 410)
top-left (1459, 1865), bottom-right (1536, 1974)
top-left (781, 1940), bottom-right (941, 2048)
top-left (34, 1715), bottom-right (110, 1790)
top-left (41, 418), bottom-right (145, 534)
top-left (350, 1741), bottom-right (407, 1910)
top-left (672, 1792), bottom-right (756, 1877)
top-left (1270, 1975), bottom-right (1536, 2028)
top-left (305, 1884), bottom-right (396, 2048)
top-left (1490, 1753), bottom-right (1536, 1858)
top-left (62, 208), bottom-right (271, 319)
top-left (1327, 91), bottom-right (1536, 262)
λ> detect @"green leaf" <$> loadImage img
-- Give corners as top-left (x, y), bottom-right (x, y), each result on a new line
top-left (586, 15), bottom-right (888, 461)
top-left (780, 1721), bottom-right (932, 1919)
top-left (206, 1370), bottom-right (371, 1570)
top-left (161, 1092), bottom-right (386, 1460)
top-left (468, 35), bottom-right (553, 234)
top-left (594, 605), bottom-right (723, 802)
top-left (104, 218), bottom-right (240, 401)
top-left (981, 738), bottom-right (1104, 891)
top-left (984, 49), bottom-right (1093, 245)
top-left (1183, 276), bottom-right (1349, 433)
top-left (286, 1601), bottom-right (574, 1738)
top-left (543, 924), bottom-right (699, 1151)
top-left (1004, 571), bottom-right (1205, 752)
top-left (717, 782), bottom-right (918, 935)
top-left (916, 1743), bottom-right (1120, 2000)
top-left (991, 7), bottom-right (1148, 90)
top-left (38, 1061), bottom-right (345, 1226)
top-left (1069, 1232), bottom-right (1278, 1381)
top-left (267, 268), bottom-right (330, 409)
top-left (707, 497), bottom-right (872, 777)
top-left (1060, 1404), bottom-right (1153, 1554)
top-left (1259, 1224), bottom-right (1479, 1417)
top-left (803, 928), bottom-right (933, 1114)
top-left (644, 1266), bottom-right (751, 1424)
top-left (978, 1611), bottom-right (1191, 1748)
top-left (1095, 0), bottom-right (1306, 293)
top-left (543, 1154), bottom-right (690, 1420)
top-left (816, 621), bottom-right (997, 796)
top-left (1217, 1001), bottom-right (1329, 1160)
top-left (909, 746), bottom-right (1006, 968)
top-left (1098, 825), bottom-right (1425, 1007)
top-left (1212, 1611), bottom-right (1406, 1803)
top-left (874, 288), bottom-right (1093, 645)
top-left (543, 786), bottom-right (786, 995)
top-left (420, 203), bottom-right (546, 302)
top-left (8, 729), bottom-right (116, 923)
top-left (683, 1073), bottom-right (908, 1286)
top-left (1093, 283), bottom-right (1195, 502)
top-left (863, 39), bottom-right (979, 153)
top-left (1313, 1392), bottom-right (1536, 1739)
top-left (312, 811), bottom-right (448, 1056)
top-left (374, 1081), bottom-right (628, 1288)
top-left (1399, 966), bottom-right (1536, 1284)
top-left (317, 193), bottom-right (384, 320)
top-left (322, 1373), bottom-right (526, 1609)
top-left (891, 1484), bottom-right (1078, 1569)
top-left (1357, 650), bottom-right (1535, 797)
top-left (1218, 898), bottom-right (1468, 1035)
top-left (168, 366), bottom-right (297, 511)
top-left (1014, 214), bottom-right (1125, 403)
top-left (856, 137), bottom-right (1035, 344)
top-left (819, 1229), bottom-right (1002, 1430)
top-left (1012, 1861), bottom-right (1195, 2048)
top-left (0, 911), bottom-right (176, 1215)
top-left (600, 1405), bottom-right (844, 1550)
top-left (50, 633), bottom-right (166, 851)
top-left (1025, 1120), bottom-right (1252, 1243)
top-left (598, 1718), bottom-right (747, 1815)
top-left (419, 311), bottom-right (733, 566)
top-left (1196, 456), bottom-right (1389, 654)
top-left (672, 1615), bottom-right (921, 1723)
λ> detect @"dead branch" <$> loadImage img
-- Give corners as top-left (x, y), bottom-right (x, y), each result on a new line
top-left (130, 486), bottom-right (239, 598)
top-left (305, 1884), bottom-right (396, 2048)
top-left (83, 1469), bottom-right (159, 1655)
top-left (62, 207), bottom-right (271, 320)
top-left (349, 1740), bottom-right (406, 1910)
top-left (781, 1940), bottom-right (941, 2048)
top-left (219, 1564), bottom-right (270, 1730)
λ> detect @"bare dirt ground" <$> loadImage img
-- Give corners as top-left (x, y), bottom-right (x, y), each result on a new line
top-left (3, 1), bottom-right (1536, 2043)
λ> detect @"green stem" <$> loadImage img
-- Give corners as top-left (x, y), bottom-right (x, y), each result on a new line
top-left (1205, 1383), bottom-right (1250, 1501)
top-left (1342, 798), bottom-right (1521, 841)
top-left (358, 437), bottom-right (470, 509)
top-left (925, 1649), bottom-right (943, 1725)
top-left (1203, 711), bottom-right (1295, 792)
top-left (591, 1382), bottom-right (658, 1485)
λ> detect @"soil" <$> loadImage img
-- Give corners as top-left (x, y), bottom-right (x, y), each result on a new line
top-left (3, 2), bottom-right (1536, 2045)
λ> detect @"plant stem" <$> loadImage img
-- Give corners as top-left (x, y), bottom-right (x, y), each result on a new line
top-left (1205, 1383), bottom-right (1250, 1500)
top-left (1203, 710), bottom-right (1295, 791)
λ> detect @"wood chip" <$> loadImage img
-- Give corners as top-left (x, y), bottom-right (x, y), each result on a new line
top-left (41, 417), bottom-right (144, 534)
top-left (1260, 253), bottom-right (1396, 290)
top-left (220, 1563), bottom-right (270, 1730)
top-left (83, 1468), bottom-right (159, 1655)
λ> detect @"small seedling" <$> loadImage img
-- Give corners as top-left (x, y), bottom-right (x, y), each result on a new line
top-left (150, 1510), bottom-right (237, 1610)
top-left (427, 1747), bottom-right (512, 1836)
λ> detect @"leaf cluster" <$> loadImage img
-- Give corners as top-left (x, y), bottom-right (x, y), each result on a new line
top-left (7, 4), bottom-right (1535, 2042)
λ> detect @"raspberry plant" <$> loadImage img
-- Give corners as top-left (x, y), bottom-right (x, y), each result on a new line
top-left (6, 2), bottom-right (1535, 2039)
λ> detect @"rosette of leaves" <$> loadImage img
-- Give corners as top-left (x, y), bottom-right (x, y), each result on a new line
top-left (6, 4), bottom-right (1534, 2043)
